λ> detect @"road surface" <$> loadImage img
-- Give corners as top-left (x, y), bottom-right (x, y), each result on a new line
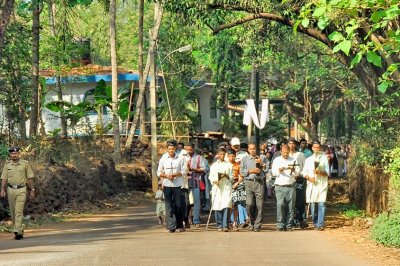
top-left (0, 199), bottom-right (373, 266)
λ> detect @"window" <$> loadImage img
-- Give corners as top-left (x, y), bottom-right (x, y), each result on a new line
top-left (210, 94), bottom-right (217, 118)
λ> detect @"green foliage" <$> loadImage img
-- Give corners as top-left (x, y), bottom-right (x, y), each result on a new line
top-left (385, 147), bottom-right (400, 190)
top-left (48, 128), bottom-right (62, 137)
top-left (372, 212), bottom-right (400, 247)
top-left (0, 145), bottom-right (9, 159)
top-left (335, 203), bottom-right (366, 219)
top-left (383, 146), bottom-right (400, 212)
top-left (0, 19), bottom-right (31, 138)
top-left (356, 92), bottom-right (400, 153)
top-left (295, 0), bottom-right (400, 91)
top-left (44, 80), bottom-right (132, 132)
top-left (74, 0), bottom-right (149, 68)
top-left (220, 115), bottom-right (244, 137)
top-left (260, 120), bottom-right (287, 142)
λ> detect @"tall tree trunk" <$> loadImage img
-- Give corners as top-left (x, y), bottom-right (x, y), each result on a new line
top-left (345, 100), bottom-right (354, 142)
top-left (14, 74), bottom-right (27, 139)
top-left (29, 0), bottom-right (40, 137)
top-left (56, 76), bottom-right (68, 137)
top-left (309, 123), bottom-right (319, 141)
top-left (110, 0), bottom-right (121, 160)
top-left (48, 1), bottom-right (67, 137)
top-left (138, 0), bottom-right (146, 142)
top-left (0, 0), bottom-right (15, 52)
top-left (125, 3), bottom-right (163, 154)
top-left (38, 82), bottom-right (47, 136)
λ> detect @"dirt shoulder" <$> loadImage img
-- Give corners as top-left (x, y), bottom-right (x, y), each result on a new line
top-left (324, 179), bottom-right (400, 266)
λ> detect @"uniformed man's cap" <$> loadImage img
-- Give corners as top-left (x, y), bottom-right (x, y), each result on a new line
top-left (8, 147), bottom-right (20, 153)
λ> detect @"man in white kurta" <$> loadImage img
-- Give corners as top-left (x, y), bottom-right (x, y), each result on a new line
top-left (208, 148), bottom-right (233, 232)
top-left (302, 141), bottom-right (330, 230)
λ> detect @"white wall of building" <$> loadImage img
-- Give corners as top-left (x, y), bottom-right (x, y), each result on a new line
top-left (192, 85), bottom-right (221, 132)
top-left (39, 81), bottom-right (131, 136)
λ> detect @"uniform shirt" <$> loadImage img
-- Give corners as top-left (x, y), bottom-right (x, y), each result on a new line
top-left (157, 153), bottom-right (185, 188)
top-left (272, 156), bottom-right (300, 186)
top-left (240, 154), bottom-right (269, 180)
top-left (1, 160), bottom-right (34, 186)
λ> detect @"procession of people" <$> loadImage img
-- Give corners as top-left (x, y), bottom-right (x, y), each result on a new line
top-left (156, 137), bottom-right (348, 233)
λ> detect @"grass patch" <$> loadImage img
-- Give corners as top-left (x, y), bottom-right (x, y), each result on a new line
top-left (371, 211), bottom-right (400, 247)
top-left (0, 214), bottom-right (69, 233)
top-left (334, 203), bottom-right (366, 219)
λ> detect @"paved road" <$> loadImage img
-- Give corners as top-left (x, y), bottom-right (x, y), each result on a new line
top-left (0, 199), bottom-right (373, 266)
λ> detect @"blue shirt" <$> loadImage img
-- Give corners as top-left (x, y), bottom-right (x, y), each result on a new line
top-left (240, 155), bottom-right (269, 180)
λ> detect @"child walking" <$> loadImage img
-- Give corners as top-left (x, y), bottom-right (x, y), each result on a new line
top-left (155, 183), bottom-right (166, 225)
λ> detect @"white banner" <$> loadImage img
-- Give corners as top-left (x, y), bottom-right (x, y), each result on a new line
top-left (243, 99), bottom-right (269, 129)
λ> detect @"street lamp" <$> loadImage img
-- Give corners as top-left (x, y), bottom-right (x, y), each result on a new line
top-left (150, 44), bottom-right (192, 192)
top-left (161, 44), bottom-right (192, 63)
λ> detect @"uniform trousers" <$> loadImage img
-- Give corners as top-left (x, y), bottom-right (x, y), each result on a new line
top-left (7, 187), bottom-right (27, 235)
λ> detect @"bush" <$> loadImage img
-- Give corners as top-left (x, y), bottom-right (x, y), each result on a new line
top-left (371, 211), bottom-right (400, 247)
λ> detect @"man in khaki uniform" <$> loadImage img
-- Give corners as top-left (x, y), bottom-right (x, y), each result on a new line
top-left (0, 147), bottom-right (35, 240)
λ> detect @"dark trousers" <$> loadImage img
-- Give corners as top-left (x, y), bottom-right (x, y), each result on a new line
top-left (181, 188), bottom-right (190, 226)
top-left (164, 186), bottom-right (184, 230)
top-left (295, 178), bottom-right (307, 226)
top-left (245, 179), bottom-right (264, 230)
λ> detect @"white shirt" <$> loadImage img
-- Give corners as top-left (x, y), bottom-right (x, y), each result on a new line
top-left (289, 151), bottom-right (306, 173)
top-left (272, 155), bottom-right (300, 186)
top-left (157, 153), bottom-right (185, 187)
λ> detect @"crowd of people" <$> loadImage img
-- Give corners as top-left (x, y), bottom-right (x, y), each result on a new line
top-left (155, 137), bottom-right (350, 233)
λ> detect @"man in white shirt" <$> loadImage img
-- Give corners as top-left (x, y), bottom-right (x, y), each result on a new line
top-left (272, 144), bottom-right (300, 231)
top-left (302, 141), bottom-right (330, 231)
top-left (157, 141), bottom-right (186, 233)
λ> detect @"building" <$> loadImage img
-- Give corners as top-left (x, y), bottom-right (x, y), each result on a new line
top-left (34, 65), bottom-right (222, 137)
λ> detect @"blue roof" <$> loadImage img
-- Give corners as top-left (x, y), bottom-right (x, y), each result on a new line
top-left (45, 73), bottom-right (140, 85)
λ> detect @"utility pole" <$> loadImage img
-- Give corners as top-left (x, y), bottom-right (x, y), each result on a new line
top-left (150, 32), bottom-right (158, 192)
top-left (254, 66), bottom-right (260, 154)
top-left (247, 67), bottom-right (254, 144)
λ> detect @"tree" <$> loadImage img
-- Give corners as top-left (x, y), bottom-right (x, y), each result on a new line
top-left (137, 0), bottom-right (146, 141)
top-left (0, 21), bottom-right (31, 139)
top-left (29, 0), bottom-right (42, 137)
top-left (109, 0), bottom-right (121, 159)
top-left (0, 0), bottom-right (15, 51)
top-left (124, 2), bottom-right (163, 154)
top-left (162, 0), bottom-right (400, 103)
